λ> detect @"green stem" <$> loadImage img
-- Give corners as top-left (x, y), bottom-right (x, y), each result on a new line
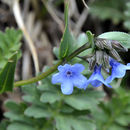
top-left (14, 60), bottom-right (62, 87)
top-left (14, 42), bottom-right (90, 87)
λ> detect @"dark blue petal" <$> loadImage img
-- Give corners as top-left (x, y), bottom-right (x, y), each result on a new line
top-left (106, 59), bottom-right (130, 83)
top-left (88, 66), bottom-right (112, 88)
top-left (61, 80), bottom-right (73, 95)
top-left (72, 74), bottom-right (87, 89)
top-left (52, 73), bottom-right (63, 84)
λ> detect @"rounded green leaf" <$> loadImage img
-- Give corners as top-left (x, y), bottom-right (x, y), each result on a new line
top-left (7, 123), bottom-right (35, 130)
top-left (24, 105), bottom-right (52, 118)
top-left (98, 31), bottom-right (130, 48)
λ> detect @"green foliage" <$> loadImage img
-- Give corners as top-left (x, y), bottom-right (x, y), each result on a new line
top-left (89, 0), bottom-right (127, 24)
top-left (59, 4), bottom-right (76, 59)
top-left (1, 72), bottom-right (105, 130)
top-left (0, 28), bottom-right (22, 70)
top-left (55, 115), bottom-right (96, 130)
top-left (0, 28), bottom-right (22, 94)
top-left (0, 120), bottom-right (9, 130)
top-left (0, 53), bottom-right (17, 93)
top-left (2, 71), bottom-right (130, 130)
top-left (124, 2), bottom-right (130, 30)
top-left (93, 88), bottom-right (130, 130)
top-left (98, 31), bottom-right (130, 48)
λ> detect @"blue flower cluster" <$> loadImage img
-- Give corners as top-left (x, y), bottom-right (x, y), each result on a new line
top-left (52, 58), bottom-right (130, 95)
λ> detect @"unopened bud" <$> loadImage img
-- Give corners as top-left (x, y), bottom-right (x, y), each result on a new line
top-left (88, 55), bottom-right (96, 70)
top-left (111, 40), bottom-right (128, 52)
top-left (102, 39), bottom-right (112, 50)
top-left (95, 39), bottom-right (104, 49)
top-left (109, 48), bottom-right (122, 61)
top-left (95, 38), bottom-right (112, 50)
top-left (103, 52), bottom-right (110, 69)
top-left (96, 50), bottom-right (103, 65)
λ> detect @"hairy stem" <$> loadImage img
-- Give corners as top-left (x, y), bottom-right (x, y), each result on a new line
top-left (14, 42), bottom-right (90, 87)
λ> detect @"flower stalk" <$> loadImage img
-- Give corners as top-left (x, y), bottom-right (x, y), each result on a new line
top-left (14, 42), bottom-right (90, 87)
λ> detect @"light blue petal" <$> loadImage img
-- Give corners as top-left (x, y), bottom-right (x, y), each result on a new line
top-left (106, 63), bottom-right (127, 83)
top-left (61, 80), bottom-right (73, 95)
top-left (127, 63), bottom-right (130, 66)
top-left (126, 63), bottom-right (130, 69)
top-left (71, 64), bottom-right (85, 73)
top-left (87, 73), bottom-right (102, 87)
top-left (58, 64), bottom-right (71, 72)
top-left (88, 66), bottom-right (112, 88)
top-left (72, 74), bottom-right (87, 89)
top-left (92, 74), bottom-right (112, 88)
top-left (90, 73), bottom-right (104, 87)
top-left (91, 80), bottom-right (102, 87)
top-left (52, 73), bottom-right (63, 84)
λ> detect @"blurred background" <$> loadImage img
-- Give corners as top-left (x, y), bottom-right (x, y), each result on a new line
top-left (0, 0), bottom-right (130, 128)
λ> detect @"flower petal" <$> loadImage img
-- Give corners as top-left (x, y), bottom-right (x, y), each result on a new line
top-left (88, 65), bottom-right (112, 88)
top-left (126, 63), bottom-right (130, 69)
top-left (72, 74), bottom-right (87, 89)
top-left (61, 80), bottom-right (73, 95)
top-left (52, 73), bottom-right (63, 84)
top-left (58, 64), bottom-right (71, 72)
top-left (106, 63), bottom-right (127, 83)
top-left (91, 80), bottom-right (102, 87)
top-left (71, 63), bottom-right (85, 73)
top-left (92, 74), bottom-right (112, 88)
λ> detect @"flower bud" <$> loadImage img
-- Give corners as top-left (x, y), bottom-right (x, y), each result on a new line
top-left (96, 50), bottom-right (103, 65)
top-left (111, 40), bottom-right (128, 52)
top-left (95, 39), bottom-right (104, 49)
top-left (109, 48), bottom-right (122, 61)
top-left (102, 39), bottom-right (112, 50)
top-left (88, 55), bottom-right (96, 70)
top-left (95, 38), bottom-right (112, 50)
top-left (103, 52), bottom-right (110, 69)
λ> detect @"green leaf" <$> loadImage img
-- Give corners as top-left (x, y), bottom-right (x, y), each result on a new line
top-left (98, 31), bottom-right (130, 48)
top-left (0, 120), bottom-right (9, 130)
top-left (4, 112), bottom-right (29, 122)
top-left (77, 33), bottom-right (88, 47)
top-left (86, 31), bottom-right (94, 49)
top-left (0, 28), bottom-right (22, 70)
top-left (124, 20), bottom-right (130, 30)
top-left (7, 123), bottom-right (36, 130)
top-left (40, 91), bottom-right (61, 104)
top-left (53, 47), bottom-right (59, 59)
top-left (55, 115), bottom-right (96, 130)
top-left (59, 4), bottom-right (75, 59)
top-left (107, 124), bottom-right (125, 130)
top-left (24, 105), bottom-right (52, 118)
top-left (124, 2), bottom-right (130, 30)
top-left (89, 0), bottom-right (126, 24)
top-left (22, 85), bottom-right (42, 105)
top-left (0, 53), bottom-right (17, 94)
top-left (115, 114), bottom-right (130, 126)
top-left (4, 100), bottom-right (26, 112)
top-left (64, 90), bottom-right (105, 111)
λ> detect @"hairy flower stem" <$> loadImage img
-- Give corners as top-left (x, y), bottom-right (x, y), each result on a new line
top-left (14, 42), bottom-right (90, 87)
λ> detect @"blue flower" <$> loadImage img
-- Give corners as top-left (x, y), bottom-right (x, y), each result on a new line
top-left (52, 64), bottom-right (87, 95)
top-left (106, 58), bottom-right (130, 83)
top-left (85, 65), bottom-right (112, 88)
